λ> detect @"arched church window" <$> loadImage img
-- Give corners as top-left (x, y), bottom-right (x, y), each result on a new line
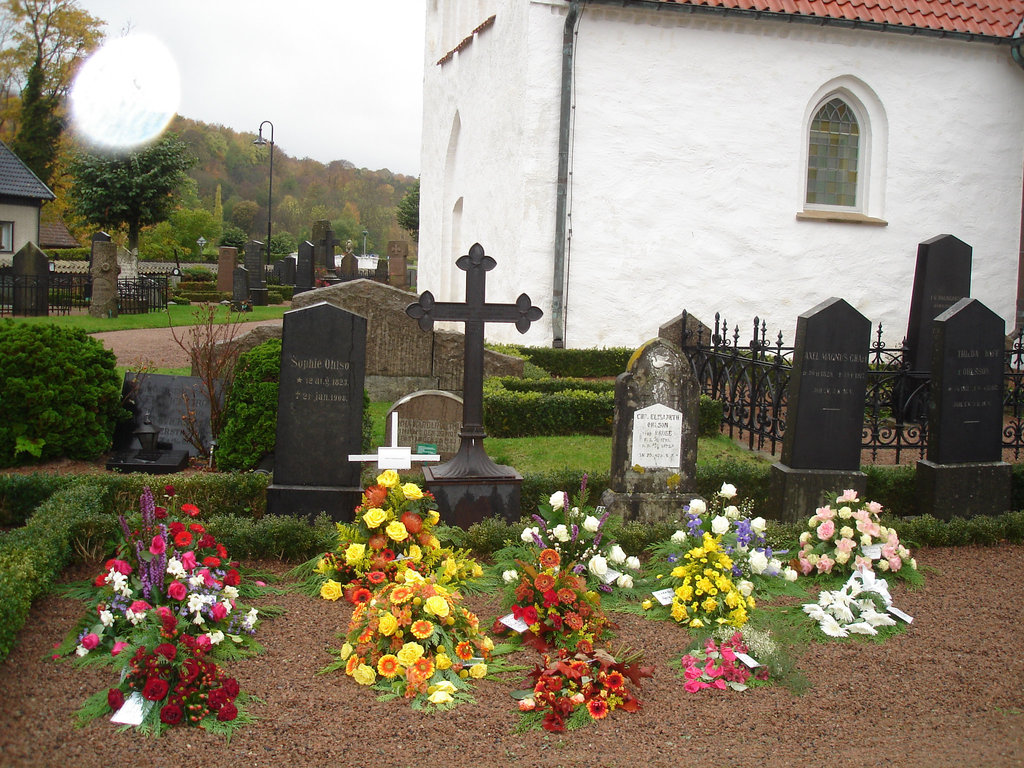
top-left (805, 97), bottom-right (861, 208)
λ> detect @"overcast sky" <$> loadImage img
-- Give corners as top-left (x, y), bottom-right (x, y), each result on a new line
top-left (74, 0), bottom-right (426, 176)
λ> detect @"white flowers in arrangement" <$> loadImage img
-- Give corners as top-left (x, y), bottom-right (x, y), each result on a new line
top-left (802, 569), bottom-right (899, 638)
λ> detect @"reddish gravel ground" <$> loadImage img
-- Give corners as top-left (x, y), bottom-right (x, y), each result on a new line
top-left (0, 545), bottom-right (1022, 768)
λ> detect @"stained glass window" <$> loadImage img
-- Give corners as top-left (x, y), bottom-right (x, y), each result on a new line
top-left (806, 98), bottom-right (860, 208)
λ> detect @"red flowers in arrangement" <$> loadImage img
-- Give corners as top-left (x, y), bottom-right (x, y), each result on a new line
top-left (679, 632), bottom-right (770, 693)
top-left (516, 647), bottom-right (653, 733)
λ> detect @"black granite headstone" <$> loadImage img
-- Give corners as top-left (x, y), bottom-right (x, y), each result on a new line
top-left (769, 298), bottom-right (870, 521)
top-left (266, 302), bottom-right (367, 520)
top-left (295, 240), bottom-right (314, 294)
top-left (905, 234), bottom-right (972, 374)
top-left (277, 257), bottom-right (295, 285)
top-left (112, 372), bottom-right (218, 456)
top-left (927, 298), bottom-right (1004, 464)
top-left (782, 298), bottom-right (871, 470)
top-left (244, 240), bottom-right (267, 306)
top-left (232, 266), bottom-right (249, 309)
top-left (916, 297), bottom-right (1010, 517)
top-left (312, 221), bottom-right (340, 271)
top-left (11, 242), bottom-right (49, 315)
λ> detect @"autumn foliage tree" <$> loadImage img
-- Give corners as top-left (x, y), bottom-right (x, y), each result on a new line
top-left (67, 133), bottom-right (197, 252)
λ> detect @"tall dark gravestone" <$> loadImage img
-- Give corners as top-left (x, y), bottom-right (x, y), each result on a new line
top-left (769, 298), bottom-right (870, 521)
top-left (245, 239), bottom-right (268, 306)
top-left (231, 266), bottom-right (249, 310)
top-left (600, 337), bottom-right (700, 523)
top-left (905, 235), bottom-right (972, 373)
top-left (916, 298), bottom-right (1010, 517)
top-left (406, 243), bottom-right (542, 527)
top-left (216, 247), bottom-right (237, 292)
top-left (295, 240), bottom-right (315, 294)
top-left (11, 242), bottom-right (49, 316)
top-left (312, 220), bottom-right (340, 271)
top-left (266, 302), bottom-right (367, 520)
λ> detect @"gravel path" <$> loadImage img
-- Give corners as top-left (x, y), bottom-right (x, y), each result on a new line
top-left (0, 546), bottom-right (1021, 767)
top-left (90, 319), bottom-right (283, 370)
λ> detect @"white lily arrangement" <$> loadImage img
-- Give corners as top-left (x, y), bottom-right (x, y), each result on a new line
top-left (802, 569), bottom-right (899, 638)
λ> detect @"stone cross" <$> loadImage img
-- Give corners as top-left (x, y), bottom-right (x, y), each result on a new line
top-left (348, 412), bottom-right (442, 471)
top-left (406, 243), bottom-right (542, 478)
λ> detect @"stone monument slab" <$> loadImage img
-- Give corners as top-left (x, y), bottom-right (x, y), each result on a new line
top-left (295, 240), bottom-right (314, 294)
top-left (11, 242), bottom-right (49, 316)
top-left (385, 390), bottom-right (464, 461)
top-left (112, 372), bottom-right (216, 456)
top-left (387, 240), bottom-right (409, 289)
top-left (770, 297), bottom-right (870, 521)
top-left (601, 337), bottom-right (699, 523)
top-left (217, 247), bottom-right (237, 292)
top-left (916, 297), bottom-right (1010, 517)
top-left (244, 240), bottom-right (267, 306)
top-left (266, 301), bottom-right (367, 520)
top-left (89, 240), bottom-right (120, 318)
top-left (905, 234), bottom-right (972, 374)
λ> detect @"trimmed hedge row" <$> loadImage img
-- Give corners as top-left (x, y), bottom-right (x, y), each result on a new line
top-left (0, 482), bottom-right (114, 660)
top-left (483, 377), bottom-right (724, 440)
top-left (506, 346), bottom-right (633, 378)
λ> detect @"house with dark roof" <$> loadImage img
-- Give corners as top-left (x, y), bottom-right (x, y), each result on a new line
top-left (0, 140), bottom-right (55, 256)
top-left (420, 0), bottom-right (1024, 348)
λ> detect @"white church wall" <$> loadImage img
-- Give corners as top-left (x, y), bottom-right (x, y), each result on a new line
top-left (422, 1), bottom-right (1024, 350)
top-left (552, 6), bottom-right (1024, 349)
top-left (420, 1), bottom-right (563, 345)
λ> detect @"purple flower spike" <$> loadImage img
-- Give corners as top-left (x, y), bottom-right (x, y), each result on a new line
top-left (570, 523), bottom-right (579, 544)
top-left (532, 532), bottom-right (546, 548)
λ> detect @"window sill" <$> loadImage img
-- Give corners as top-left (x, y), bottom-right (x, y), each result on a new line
top-left (796, 210), bottom-right (888, 226)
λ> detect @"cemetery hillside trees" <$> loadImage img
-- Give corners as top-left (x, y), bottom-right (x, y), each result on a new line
top-left (2, 0), bottom-right (103, 185)
top-left (396, 177), bottom-right (419, 242)
top-left (67, 134), bottom-right (197, 253)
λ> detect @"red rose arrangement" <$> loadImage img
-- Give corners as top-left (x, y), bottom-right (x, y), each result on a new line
top-left (515, 647), bottom-right (653, 733)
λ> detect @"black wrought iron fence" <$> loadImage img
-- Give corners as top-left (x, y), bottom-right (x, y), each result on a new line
top-left (679, 311), bottom-right (1024, 461)
top-left (117, 276), bottom-right (169, 314)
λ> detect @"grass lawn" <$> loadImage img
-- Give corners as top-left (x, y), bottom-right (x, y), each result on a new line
top-left (366, 401), bottom-right (766, 475)
top-left (5, 304), bottom-right (287, 333)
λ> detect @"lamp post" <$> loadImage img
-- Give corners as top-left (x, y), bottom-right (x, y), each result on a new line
top-left (253, 121), bottom-right (275, 275)
top-left (196, 235), bottom-right (206, 261)
top-left (362, 229), bottom-right (368, 257)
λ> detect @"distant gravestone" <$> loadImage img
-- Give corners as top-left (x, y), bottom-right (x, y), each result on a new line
top-left (232, 266), bottom-right (249, 309)
top-left (295, 240), bottom-right (315, 294)
top-left (917, 298), bottom-right (1010, 517)
top-left (338, 250), bottom-right (359, 280)
top-left (111, 372), bottom-right (217, 457)
top-left (374, 256), bottom-right (389, 283)
top-left (245, 239), bottom-right (267, 306)
top-left (266, 302), bottom-right (367, 520)
top-left (385, 390), bottom-right (464, 461)
top-left (312, 220), bottom-right (340, 271)
top-left (905, 234), bottom-right (972, 374)
top-left (116, 247), bottom-right (139, 280)
top-left (11, 242), bottom-right (49, 316)
top-left (217, 247), bottom-right (237, 292)
top-left (600, 337), bottom-right (699, 523)
top-left (387, 241), bottom-right (409, 288)
top-left (89, 240), bottom-right (120, 317)
top-left (277, 257), bottom-right (295, 285)
top-left (769, 297), bottom-right (870, 521)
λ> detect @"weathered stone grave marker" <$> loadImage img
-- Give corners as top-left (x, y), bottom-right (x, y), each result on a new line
top-left (405, 243), bottom-right (542, 526)
top-left (231, 266), bottom-right (249, 310)
top-left (600, 337), bottom-right (699, 522)
top-left (266, 301), bottom-right (367, 520)
top-left (769, 297), bottom-right (870, 521)
top-left (385, 390), bottom-right (464, 461)
top-left (217, 246), bottom-right (237, 292)
top-left (348, 411), bottom-right (442, 471)
top-left (89, 240), bottom-right (120, 318)
top-left (916, 297), bottom-right (1010, 517)
top-left (387, 241), bottom-right (409, 289)
top-left (244, 239), bottom-right (267, 306)
top-left (312, 220), bottom-right (340, 272)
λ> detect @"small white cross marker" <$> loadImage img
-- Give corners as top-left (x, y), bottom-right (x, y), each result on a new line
top-left (348, 412), bottom-right (442, 470)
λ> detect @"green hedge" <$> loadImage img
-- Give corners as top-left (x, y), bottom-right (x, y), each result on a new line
top-left (0, 473), bottom-right (76, 527)
top-left (0, 482), bottom-right (115, 660)
top-left (176, 290), bottom-right (231, 303)
top-left (505, 346), bottom-right (633, 378)
top-left (0, 322), bottom-right (127, 467)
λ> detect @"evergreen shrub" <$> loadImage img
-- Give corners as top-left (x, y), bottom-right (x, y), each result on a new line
top-left (505, 346), bottom-right (633, 378)
top-left (0, 322), bottom-right (127, 467)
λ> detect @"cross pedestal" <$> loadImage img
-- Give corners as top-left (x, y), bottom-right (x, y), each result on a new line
top-left (406, 243), bottom-right (542, 526)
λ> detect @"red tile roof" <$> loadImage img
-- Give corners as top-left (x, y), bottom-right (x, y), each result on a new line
top-left (649, 0), bottom-right (1024, 39)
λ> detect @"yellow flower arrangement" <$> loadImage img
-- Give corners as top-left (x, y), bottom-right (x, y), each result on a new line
top-left (320, 580), bottom-right (343, 601)
top-left (329, 576), bottom-right (495, 709)
top-left (665, 533), bottom-right (753, 629)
